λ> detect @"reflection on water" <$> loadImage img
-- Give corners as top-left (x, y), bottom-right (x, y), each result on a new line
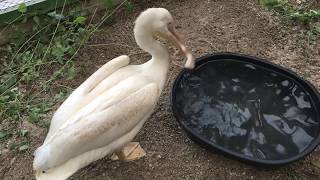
top-left (176, 59), bottom-right (318, 160)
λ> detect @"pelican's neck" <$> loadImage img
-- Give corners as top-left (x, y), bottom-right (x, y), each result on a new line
top-left (134, 28), bottom-right (169, 68)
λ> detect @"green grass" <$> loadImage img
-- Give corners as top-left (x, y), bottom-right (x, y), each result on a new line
top-left (259, 0), bottom-right (320, 40)
top-left (0, 0), bottom-right (132, 152)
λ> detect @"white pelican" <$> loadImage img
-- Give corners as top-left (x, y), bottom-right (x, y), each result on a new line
top-left (33, 8), bottom-right (194, 179)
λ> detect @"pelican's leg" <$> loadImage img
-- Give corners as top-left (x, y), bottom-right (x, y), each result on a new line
top-left (111, 142), bottom-right (146, 161)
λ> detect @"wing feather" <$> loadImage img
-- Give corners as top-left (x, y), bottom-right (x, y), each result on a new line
top-left (34, 83), bottom-right (159, 171)
top-left (45, 55), bottom-right (130, 141)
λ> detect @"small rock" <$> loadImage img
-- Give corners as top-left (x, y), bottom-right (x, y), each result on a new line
top-left (10, 157), bottom-right (16, 165)
top-left (193, 154), bottom-right (197, 158)
top-left (0, 148), bottom-right (9, 155)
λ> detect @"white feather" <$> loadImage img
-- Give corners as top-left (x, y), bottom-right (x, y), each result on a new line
top-left (33, 8), bottom-right (193, 179)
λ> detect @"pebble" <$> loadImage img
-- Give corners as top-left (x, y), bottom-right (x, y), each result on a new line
top-left (10, 157), bottom-right (16, 165)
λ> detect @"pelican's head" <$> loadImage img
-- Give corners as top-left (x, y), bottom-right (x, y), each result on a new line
top-left (134, 8), bottom-right (195, 69)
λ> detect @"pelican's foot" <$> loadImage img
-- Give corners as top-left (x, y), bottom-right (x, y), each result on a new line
top-left (111, 142), bottom-right (146, 161)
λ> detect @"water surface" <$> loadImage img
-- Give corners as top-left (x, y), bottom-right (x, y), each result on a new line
top-left (175, 59), bottom-right (319, 160)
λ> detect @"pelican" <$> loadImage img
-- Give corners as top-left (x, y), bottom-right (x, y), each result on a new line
top-left (33, 8), bottom-right (195, 179)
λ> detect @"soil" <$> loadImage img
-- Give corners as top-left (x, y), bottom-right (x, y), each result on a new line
top-left (1, 0), bottom-right (320, 179)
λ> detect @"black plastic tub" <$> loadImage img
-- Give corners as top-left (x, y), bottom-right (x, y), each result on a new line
top-left (171, 53), bottom-right (320, 166)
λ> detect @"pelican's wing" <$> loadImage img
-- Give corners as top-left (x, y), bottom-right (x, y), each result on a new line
top-left (34, 83), bottom-right (159, 172)
top-left (45, 55), bottom-right (130, 140)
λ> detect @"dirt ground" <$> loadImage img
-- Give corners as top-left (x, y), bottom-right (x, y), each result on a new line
top-left (1, 0), bottom-right (320, 179)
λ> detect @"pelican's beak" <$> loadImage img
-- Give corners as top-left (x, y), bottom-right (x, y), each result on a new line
top-left (166, 24), bottom-right (195, 69)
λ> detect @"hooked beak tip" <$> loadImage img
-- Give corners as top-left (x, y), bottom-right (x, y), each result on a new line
top-left (184, 64), bottom-right (195, 70)
top-left (183, 52), bottom-right (195, 69)
top-left (167, 28), bottom-right (195, 70)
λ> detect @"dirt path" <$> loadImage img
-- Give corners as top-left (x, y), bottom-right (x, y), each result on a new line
top-left (1, 0), bottom-right (320, 179)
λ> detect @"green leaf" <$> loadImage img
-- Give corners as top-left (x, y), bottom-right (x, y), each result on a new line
top-left (74, 16), bottom-right (87, 25)
top-left (48, 11), bottom-right (64, 20)
top-left (19, 144), bottom-right (29, 151)
top-left (9, 143), bottom-right (17, 150)
top-left (259, 0), bottom-right (283, 9)
top-left (126, 1), bottom-right (134, 13)
top-left (0, 95), bottom-right (10, 102)
top-left (0, 131), bottom-right (7, 139)
top-left (0, 74), bottom-right (17, 94)
top-left (103, 0), bottom-right (114, 9)
top-left (52, 70), bottom-right (62, 80)
top-left (20, 129), bottom-right (29, 137)
top-left (29, 106), bottom-right (41, 123)
top-left (314, 25), bottom-right (320, 34)
top-left (18, 3), bottom-right (27, 13)
top-left (67, 64), bottom-right (76, 80)
top-left (51, 40), bottom-right (70, 61)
